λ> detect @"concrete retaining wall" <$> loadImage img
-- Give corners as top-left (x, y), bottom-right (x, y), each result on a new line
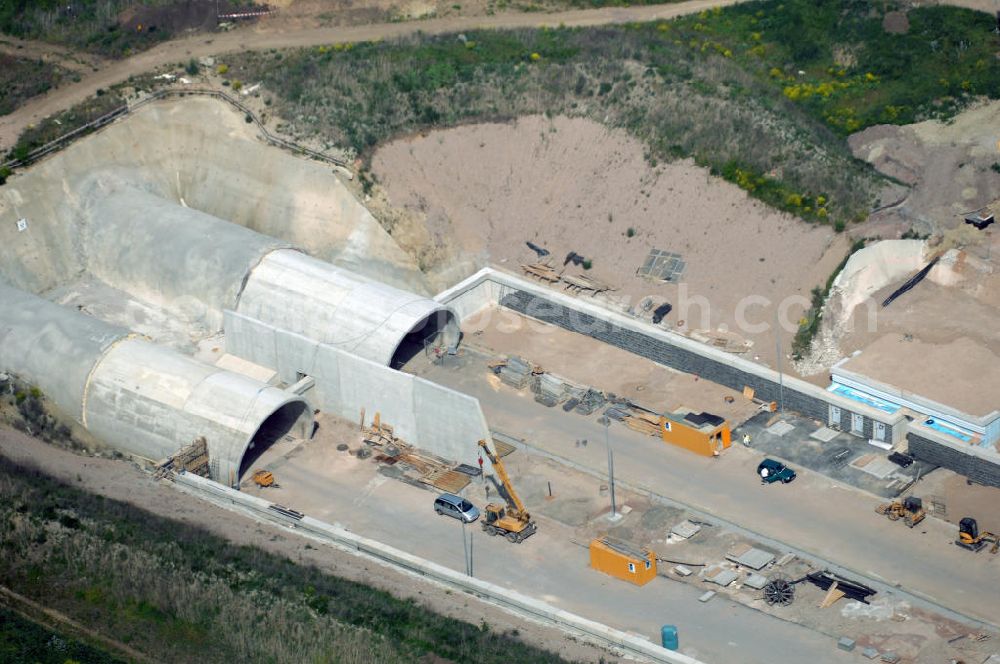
top-left (225, 310), bottom-right (489, 464)
top-left (908, 432), bottom-right (1000, 488)
top-left (173, 471), bottom-right (702, 664)
top-left (438, 269), bottom-right (902, 444)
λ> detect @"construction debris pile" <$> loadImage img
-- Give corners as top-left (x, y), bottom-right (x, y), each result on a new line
top-left (520, 260), bottom-right (615, 297)
top-left (361, 412), bottom-right (472, 494)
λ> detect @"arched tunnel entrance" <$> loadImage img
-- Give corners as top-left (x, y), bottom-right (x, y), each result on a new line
top-left (238, 399), bottom-right (312, 480)
top-left (390, 308), bottom-right (460, 369)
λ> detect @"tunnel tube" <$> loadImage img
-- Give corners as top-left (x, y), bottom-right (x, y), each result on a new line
top-left (83, 338), bottom-right (313, 485)
top-left (0, 283), bottom-right (313, 485)
top-left (237, 248), bottom-right (460, 366)
top-left (83, 183), bottom-right (289, 330)
top-left (0, 282), bottom-right (127, 420)
top-left (389, 308), bottom-right (460, 369)
top-left (238, 400), bottom-right (311, 479)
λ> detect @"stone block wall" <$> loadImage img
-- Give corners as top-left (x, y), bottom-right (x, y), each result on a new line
top-left (500, 289), bottom-right (893, 442)
top-left (908, 433), bottom-right (1000, 488)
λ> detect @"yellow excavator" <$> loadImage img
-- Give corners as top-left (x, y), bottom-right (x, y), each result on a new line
top-left (477, 440), bottom-right (538, 544)
top-left (957, 517), bottom-right (999, 554)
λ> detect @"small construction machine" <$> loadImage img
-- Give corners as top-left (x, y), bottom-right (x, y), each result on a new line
top-left (957, 517), bottom-right (999, 553)
top-left (477, 440), bottom-right (537, 544)
top-left (252, 469), bottom-right (277, 488)
top-left (875, 496), bottom-right (925, 528)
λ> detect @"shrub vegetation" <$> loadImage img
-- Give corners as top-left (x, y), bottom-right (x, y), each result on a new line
top-left (0, 607), bottom-right (121, 664)
top-left (0, 0), bottom-right (177, 57)
top-left (0, 54), bottom-right (65, 116)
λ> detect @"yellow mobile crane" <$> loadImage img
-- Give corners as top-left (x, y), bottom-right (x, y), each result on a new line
top-left (478, 440), bottom-right (538, 544)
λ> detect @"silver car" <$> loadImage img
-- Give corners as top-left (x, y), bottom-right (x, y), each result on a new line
top-left (434, 493), bottom-right (480, 523)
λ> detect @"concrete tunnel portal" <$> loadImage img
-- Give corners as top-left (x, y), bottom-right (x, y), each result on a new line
top-left (0, 100), bottom-right (479, 482)
top-left (390, 308), bottom-right (460, 369)
top-left (238, 399), bottom-right (312, 480)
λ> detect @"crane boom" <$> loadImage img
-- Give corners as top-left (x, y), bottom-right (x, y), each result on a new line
top-left (478, 439), bottom-right (528, 518)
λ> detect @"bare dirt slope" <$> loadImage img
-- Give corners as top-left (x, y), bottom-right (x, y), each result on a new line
top-left (372, 115), bottom-right (847, 359)
top-left (0, 426), bottom-right (614, 663)
top-left (796, 100), bottom-right (1000, 380)
top-left (850, 99), bottom-right (1000, 239)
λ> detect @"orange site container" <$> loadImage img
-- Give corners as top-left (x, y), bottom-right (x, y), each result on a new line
top-left (659, 408), bottom-right (731, 457)
top-left (589, 537), bottom-right (657, 586)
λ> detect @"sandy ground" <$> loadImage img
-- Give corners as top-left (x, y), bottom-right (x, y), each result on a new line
top-left (373, 115), bottom-right (847, 365)
top-left (0, 424), bottom-right (620, 664)
top-left (943, 474), bottom-right (1000, 535)
top-left (459, 307), bottom-right (761, 425)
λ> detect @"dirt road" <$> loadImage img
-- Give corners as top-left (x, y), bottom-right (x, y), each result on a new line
top-left (0, 0), bottom-right (750, 151)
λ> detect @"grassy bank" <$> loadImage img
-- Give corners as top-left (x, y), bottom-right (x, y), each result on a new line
top-left (0, 607), bottom-right (122, 664)
top-left (0, 453), bottom-right (565, 663)
top-left (0, 0), bottom-right (228, 57)
top-left (0, 54), bottom-right (66, 116)
top-left (791, 237), bottom-right (866, 359)
top-left (669, 1), bottom-right (1000, 134)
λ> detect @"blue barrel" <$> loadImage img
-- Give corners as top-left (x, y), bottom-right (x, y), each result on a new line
top-left (661, 624), bottom-right (679, 651)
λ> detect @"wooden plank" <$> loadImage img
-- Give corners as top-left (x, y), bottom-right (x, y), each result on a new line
top-left (819, 582), bottom-right (845, 608)
top-left (493, 439), bottom-right (516, 458)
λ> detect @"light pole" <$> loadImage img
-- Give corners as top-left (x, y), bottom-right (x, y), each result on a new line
top-left (599, 416), bottom-right (618, 520)
top-left (773, 308), bottom-right (785, 415)
top-left (462, 519), bottom-right (473, 576)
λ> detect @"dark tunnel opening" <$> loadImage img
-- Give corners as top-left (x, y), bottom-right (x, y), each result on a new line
top-left (390, 309), bottom-right (459, 369)
top-left (238, 400), bottom-right (310, 479)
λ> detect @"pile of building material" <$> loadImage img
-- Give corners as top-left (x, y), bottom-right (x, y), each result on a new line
top-left (489, 355), bottom-right (539, 389)
top-left (726, 543), bottom-right (776, 570)
top-left (690, 329), bottom-right (752, 354)
top-left (154, 436), bottom-right (211, 479)
top-left (574, 388), bottom-right (607, 415)
top-left (803, 570), bottom-right (876, 605)
top-left (562, 273), bottom-right (614, 296)
top-left (703, 565), bottom-right (739, 587)
top-left (535, 372), bottom-right (569, 406)
top-left (624, 410), bottom-right (663, 436)
top-left (520, 261), bottom-right (616, 297)
top-left (361, 412), bottom-right (470, 494)
top-left (490, 356), bottom-right (608, 412)
top-left (521, 262), bottom-right (561, 282)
